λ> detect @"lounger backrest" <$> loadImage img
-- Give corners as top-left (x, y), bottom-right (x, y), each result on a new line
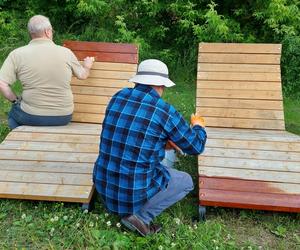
top-left (197, 43), bottom-right (285, 130)
top-left (64, 41), bottom-right (138, 124)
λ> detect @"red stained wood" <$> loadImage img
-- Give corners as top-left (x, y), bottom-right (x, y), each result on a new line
top-left (63, 40), bottom-right (138, 54)
top-left (199, 189), bottom-right (300, 213)
top-left (72, 51), bottom-right (138, 64)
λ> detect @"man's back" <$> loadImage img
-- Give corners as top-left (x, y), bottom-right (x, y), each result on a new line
top-left (2, 39), bottom-right (82, 116)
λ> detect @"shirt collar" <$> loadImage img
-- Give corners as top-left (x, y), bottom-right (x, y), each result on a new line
top-left (29, 38), bottom-right (54, 45)
top-left (134, 84), bottom-right (161, 99)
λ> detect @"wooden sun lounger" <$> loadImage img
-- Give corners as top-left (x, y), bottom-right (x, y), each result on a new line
top-left (197, 43), bottom-right (300, 219)
top-left (0, 40), bottom-right (138, 209)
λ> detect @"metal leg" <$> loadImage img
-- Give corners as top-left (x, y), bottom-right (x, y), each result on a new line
top-left (199, 205), bottom-right (206, 222)
top-left (81, 191), bottom-right (97, 212)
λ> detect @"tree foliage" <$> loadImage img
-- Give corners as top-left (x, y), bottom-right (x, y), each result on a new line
top-left (0, 0), bottom-right (300, 96)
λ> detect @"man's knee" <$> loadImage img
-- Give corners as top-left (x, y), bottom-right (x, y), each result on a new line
top-left (180, 172), bottom-right (194, 192)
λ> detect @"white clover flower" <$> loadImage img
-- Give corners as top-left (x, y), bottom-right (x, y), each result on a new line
top-left (76, 223), bottom-right (80, 228)
top-left (106, 221), bottom-right (111, 227)
top-left (116, 222), bottom-right (121, 228)
top-left (212, 239), bottom-right (217, 243)
top-left (34, 206), bottom-right (38, 209)
top-left (171, 243), bottom-right (176, 248)
top-left (50, 227), bottom-right (55, 236)
top-left (158, 245), bottom-right (163, 250)
top-left (21, 214), bottom-right (26, 219)
top-left (188, 226), bottom-right (192, 230)
top-left (63, 216), bottom-right (68, 221)
top-left (50, 218), bottom-right (55, 223)
top-left (171, 233), bottom-right (175, 237)
top-left (104, 213), bottom-right (109, 217)
top-left (83, 209), bottom-right (89, 214)
top-left (215, 247), bottom-right (219, 250)
top-left (174, 218), bottom-right (181, 225)
top-left (54, 216), bottom-right (59, 221)
top-left (193, 224), bottom-right (198, 230)
top-left (95, 216), bottom-right (99, 220)
top-left (89, 222), bottom-right (94, 227)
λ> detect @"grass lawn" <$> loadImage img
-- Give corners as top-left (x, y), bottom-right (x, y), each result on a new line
top-left (0, 76), bottom-right (299, 249)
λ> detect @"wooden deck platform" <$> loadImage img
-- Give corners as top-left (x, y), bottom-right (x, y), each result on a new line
top-left (0, 41), bottom-right (138, 207)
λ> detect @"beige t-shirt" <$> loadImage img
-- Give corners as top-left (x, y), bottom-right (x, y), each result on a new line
top-left (0, 38), bottom-right (84, 116)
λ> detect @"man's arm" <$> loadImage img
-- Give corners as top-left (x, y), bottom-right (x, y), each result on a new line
top-left (0, 79), bottom-right (17, 102)
top-left (76, 57), bottom-right (95, 80)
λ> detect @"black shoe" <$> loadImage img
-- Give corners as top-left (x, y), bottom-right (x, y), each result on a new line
top-left (121, 215), bottom-right (162, 237)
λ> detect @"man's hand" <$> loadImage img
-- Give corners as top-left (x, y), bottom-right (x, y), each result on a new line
top-left (83, 56), bottom-right (95, 70)
top-left (191, 113), bottom-right (205, 127)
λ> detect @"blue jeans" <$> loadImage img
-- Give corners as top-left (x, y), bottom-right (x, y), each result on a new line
top-left (8, 103), bottom-right (72, 129)
top-left (135, 151), bottom-right (194, 224)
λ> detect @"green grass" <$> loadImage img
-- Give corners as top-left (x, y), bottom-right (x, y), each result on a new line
top-left (0, 74), bottom-right (300, 249)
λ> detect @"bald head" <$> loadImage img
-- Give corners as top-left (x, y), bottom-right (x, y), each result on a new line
top-left (27, 15), bottom-right (53, 39)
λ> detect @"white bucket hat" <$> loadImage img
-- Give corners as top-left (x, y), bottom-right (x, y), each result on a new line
top-left (129, 59), bottom-right (175, 87)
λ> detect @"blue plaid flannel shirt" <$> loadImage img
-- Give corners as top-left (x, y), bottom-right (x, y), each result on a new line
top-left (93, 84), bottom-right (207, 215)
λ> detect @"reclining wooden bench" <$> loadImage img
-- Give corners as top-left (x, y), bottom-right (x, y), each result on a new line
top-left (197, 43), bottom-right (300, 219)
top-left (0, 40), bottom-right (138, 209)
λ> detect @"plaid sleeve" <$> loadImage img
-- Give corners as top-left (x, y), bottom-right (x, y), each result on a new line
top-left (164, 105), bottom-right (207, 155)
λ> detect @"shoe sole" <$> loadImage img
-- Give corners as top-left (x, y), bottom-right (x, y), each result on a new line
top-left (121, 218), bottom-right (147, 237)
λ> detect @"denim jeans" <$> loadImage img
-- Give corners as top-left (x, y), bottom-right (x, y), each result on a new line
top-left (135, 151), bottom-right (194, 224)
top-left (8, 103), bottom-right (72, 129)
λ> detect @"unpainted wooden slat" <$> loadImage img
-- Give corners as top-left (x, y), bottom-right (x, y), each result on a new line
top-left (0, 182), bottom-right (93, 202)
top-left (199, 177), bottom-right (300, 195)
top-left (81, 61), bottom-right (137, 71)
top-left (200, 107), bottom-right (284, 120)
top-left (73, 94), bottom-right (111, 105)
top-left (0, 160), bottom-right (93, 173)
top-left (0, 170), bottom-right (93, 185)
top-left (73, 51), bottom-right (138, 64)
top-left (199, 189), bottom-right (300, 212)
top-left (197, 63), bottom-right (280, 73)
top-left (5, 132), bottom-right (99, 143)
top-left (74, 103), bottom-right (106, 114)
top-left (64, 40), bottom-right (138, 54)
top-left (71, 77), bottom-right (133, 88)
top-left (198, 166), bottom-right (300, 184)
top-left (71, 86), bottom-right (119, 96)
top-left (72, 113), bottom-right (105, 124)
top-left (197, 89), bottom-right (283, 100)
top-left (197, 98), bottom-right (283, 110)
top-left (198, 72), bottom-right (281, 82)
top-left (1, 141), bottom-right (98, 153)
top-left (207, 138), bottom-right (300, 152)
top-left (89, 69), bottom-right (135, 79)
top-left (198, 43), bottom-right (282, 54)
top-left (203, 117), bottom-right (285, 130)
top-left (0, 150), bottom-right (97, 163)
top-left (198, 53), bottom-right (280, 64)
top-left (198, 156), bottom-right (300, 173)
top-left (197, 81), bottom-right (282, 91)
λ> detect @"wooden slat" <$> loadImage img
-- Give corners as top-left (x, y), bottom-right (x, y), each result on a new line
top-left (197, 98), bottom-right (283, 110)
top-left (72, 51), bottom-right (138, 64)
top-left (198, 63), bottom-right (280, 73)
top-left (71, 78), bottom-right (133, 88)
top-left (72, 86), bottom-right (120, 96)
top-left (0, 160), bottom-right (93, 173)
top-left (64, 40), bottom-right (138, 54)
top-left (72, 113), bottom-right (105, 124)
top-left (1, 141), bottom-right (98, 153)
top-left (73, 94), bottom-right (111, 105)
top-left (197, 89), bottom-right (282, 100)
top-left (74, 103), bottom-right (106, 114)
top-left (197, 81), bottom-right (282, 91)
top-left (89, 69), bottom-right (135, 79)
top-left (198, 156), bottom-right (300, 173)
top-left (199, 189), bottom-right (300, 212)
top-left (0, 182), bottom-right (93, 202)
top-left (5, 132), bottom-right (99, 143)
top-left (0, 150), bottom-right (97, 163)
top-left (199, 177), bottom-right (300, 195)
top-left (82, 61), bottom-right (137, 71)
top-left (203, 117), bottom-right (285, 130)
top-left (198, 53), bottom-right (280, 64)
top-left (198, 43), bottom-right (282, 54)
top-left (198, 166), bottom-right (300, 184)
top-left (0, 170), bottom-right (93, 185)
top-left (200, 107), bottom-right (284, 120)
top-left (198, 72), bottom-right (281, 82)
top-left (207, 138), bottom-right (300, 152)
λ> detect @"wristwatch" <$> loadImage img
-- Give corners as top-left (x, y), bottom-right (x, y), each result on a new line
top-left (11, 96), bottom-right (21, 104)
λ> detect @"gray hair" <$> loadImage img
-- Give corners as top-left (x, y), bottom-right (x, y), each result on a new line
top-left (27, 15), bottom-right (52, 36)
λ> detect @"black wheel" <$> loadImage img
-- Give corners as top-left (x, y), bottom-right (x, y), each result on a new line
top-left (199, 205), bottom-right (206, 222)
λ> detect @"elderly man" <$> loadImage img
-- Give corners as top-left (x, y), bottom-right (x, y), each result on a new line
top-left (0, 15), bottom-right (94, 129)
top-left (93, 59), bottom-right (207, 236)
